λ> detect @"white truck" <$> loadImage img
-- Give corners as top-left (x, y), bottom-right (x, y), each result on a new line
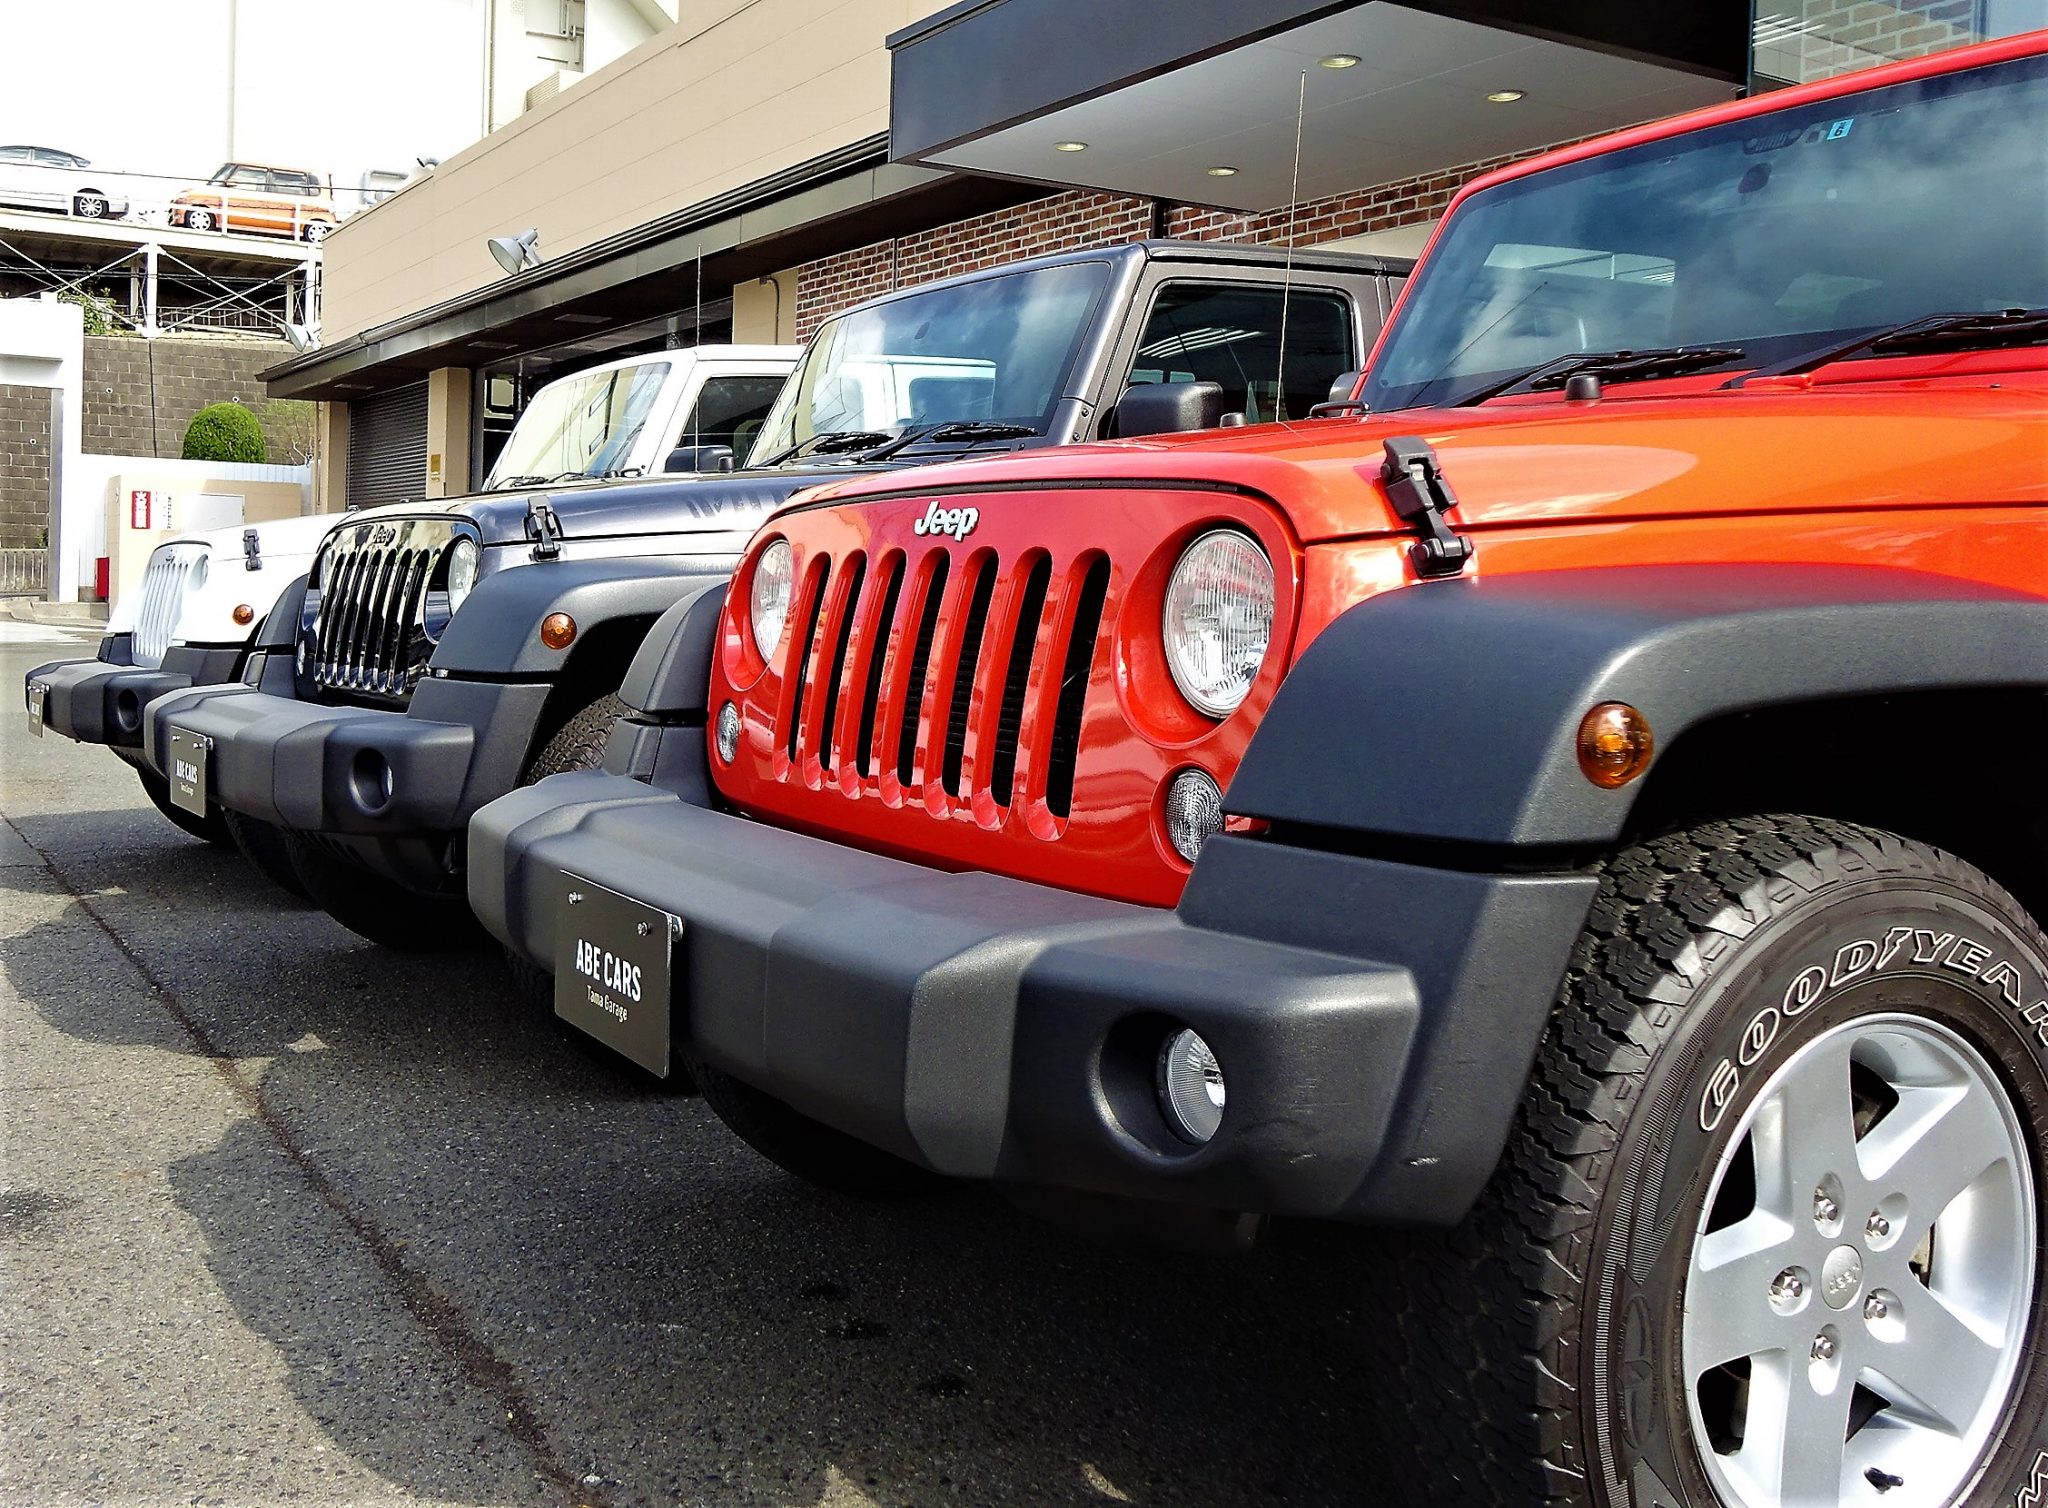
top-left (24, 344), bottom-right (799, 874)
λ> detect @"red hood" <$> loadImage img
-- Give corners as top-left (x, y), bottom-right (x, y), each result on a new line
top-left (791, 364), bottom-right (2048, 544)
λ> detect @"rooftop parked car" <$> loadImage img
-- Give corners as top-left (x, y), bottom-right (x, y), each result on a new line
top-left (170, 162), bottom-right (337, 242)
top-left (0, 143), bottom-right (130, 221)
top-left (474, 34), bottom-right (2048, 1508)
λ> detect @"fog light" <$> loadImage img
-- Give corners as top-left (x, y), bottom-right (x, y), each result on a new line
top-left (1164, 768), bottom-right (1224, 863)
top-left (232, 603), bottom-right (255, 626)
top-left (540, 611), bottom-right (577, 650)
top-left (714, 701), bottom-right (740, 763)
top-left (1576, 701), bottom-right (1654, 788)
top-left (1159, 1028), bottom-right (1225, 1144)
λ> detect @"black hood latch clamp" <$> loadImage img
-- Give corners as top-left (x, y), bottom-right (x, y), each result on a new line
top-left (1380, 436), bottom-right (1473, 579)
top-left (524, 496), bottom-right (564, 561)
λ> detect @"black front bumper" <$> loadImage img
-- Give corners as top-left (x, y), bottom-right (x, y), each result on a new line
top-left (470, 759), bottom-right (1598, 1226)
top-left (26, 637), bottom-right (243, 749)
top-left (144, 670), bottom-right (551, 886)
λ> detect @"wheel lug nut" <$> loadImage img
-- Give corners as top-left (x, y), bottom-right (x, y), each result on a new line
top-left (1864, 1295), bottom-right (1889, 1322)
top-left (1812, 1334), bottom-right (1837, 1362)
top-left (1814, 1192), bottom-right (1840, 1223)
top-left (1866, 1213), bottom-right (1891, 1242)
top-left (1771, 1269), bottom-right (1805, 1302)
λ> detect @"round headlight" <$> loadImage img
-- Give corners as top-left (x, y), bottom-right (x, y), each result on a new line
top-left (749, 538), bottom-right (794, 662)
top-left (446, 538), bottom-right (479, 611)
top-left (1159, 1028), bottom-right (1226, 1144)
top-left (1161, 530), bottom-right (1273, 718)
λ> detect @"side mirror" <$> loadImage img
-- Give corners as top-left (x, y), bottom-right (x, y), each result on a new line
top-left (1112, 381), bottom-right (1223, 439)
top-left (1308, 370), bottom-right (1369, 419)
top-left (1326, 370), bottom-right (1364, 405)
top-left (664, 444), bottom-right (735, 474)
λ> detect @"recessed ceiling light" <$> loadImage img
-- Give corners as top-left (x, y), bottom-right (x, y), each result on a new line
top-left (1318, 54), bottom-right (1361, 69)
top-left (1206, 165), bottom-right (1239, 177)
top-left (1487, 89), bottom-right (1526, 103)
top-left (1054, 140), bottom-right (1088, 153)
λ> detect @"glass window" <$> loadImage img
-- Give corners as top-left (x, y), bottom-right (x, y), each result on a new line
top-left (224, 166), bottom-right (268, 188)
top-left (673, 374), bottom-right (786, 455)
top-left (1363, 53), bottom-right (2047, 412)
top-left (1124, 282), bottom-right (1355, 425)
top-left (748, 260), bottom-right (1112, 464)
top-left (484, 360), bottom-right (672, 486)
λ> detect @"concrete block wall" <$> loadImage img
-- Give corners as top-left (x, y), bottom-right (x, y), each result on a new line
top-left (0, 381), bottom-right (54, 549)
top-left (81, 336), bottom-right (297, 459)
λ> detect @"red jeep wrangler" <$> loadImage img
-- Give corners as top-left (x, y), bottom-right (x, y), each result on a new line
top-left (474, 35), bottom-right (2048, 1507)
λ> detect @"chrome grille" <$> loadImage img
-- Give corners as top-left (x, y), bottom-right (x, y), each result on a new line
top-left (132, 544), bottom-right (205, 667)
top-left (307, 516), bottom-right (459, 701)
top-left (776, 543), bottom-right (1107, 819)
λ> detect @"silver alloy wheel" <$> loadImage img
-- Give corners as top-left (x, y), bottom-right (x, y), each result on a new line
top-left (74, 193), bottom-right (106, 218)
top-left (187, 208), bottom-right (213, 231)
top-left (1683, 1013), bottom-right (2035, 1507)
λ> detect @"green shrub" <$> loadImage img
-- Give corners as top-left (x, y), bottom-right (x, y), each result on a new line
top-left (181, 402), bottom-right (266, 464)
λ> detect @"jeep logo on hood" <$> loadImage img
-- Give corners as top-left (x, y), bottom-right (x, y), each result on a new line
top-left (911, 500), bottom-right (979, 542)
top-left (354, 523), bottom-right (398, 547)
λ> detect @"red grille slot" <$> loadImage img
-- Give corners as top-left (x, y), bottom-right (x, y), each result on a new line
top-left (938, 557), bottom-right (997, 799)
top-left (1044, 554), bottom-right (1110, 820)
top-left (892, 553), bottom-right (950, 788)
top-left (783, 554), bottom-right (832, 763)
top-left (852, 556), bottom-right (904, 780)
top-left (815, 553), bottom-right (867, 774)
top-left (987, 554), bottom-right (1052, 808)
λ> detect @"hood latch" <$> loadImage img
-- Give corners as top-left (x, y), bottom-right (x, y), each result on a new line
top-left (242, 528), bottom-right (262, 571)
top-left (524, 495), bottom-right (563, 561)
top-left (1380, 437), bottom-right (1473, 579)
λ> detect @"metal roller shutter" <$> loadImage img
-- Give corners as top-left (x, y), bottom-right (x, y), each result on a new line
top-left (345, 381), bottom-right (429, 509)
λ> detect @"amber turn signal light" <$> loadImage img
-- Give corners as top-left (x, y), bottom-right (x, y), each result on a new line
top-left (231, 603), bottom-right (255, 626)
top-left (539, 612), bottom-right (577, 650)
top-left (1577, 702), bottom-right (1653, 788)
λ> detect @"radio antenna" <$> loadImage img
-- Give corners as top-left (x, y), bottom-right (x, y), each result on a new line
top-left (1274, 69), bottom-right (1307, 421)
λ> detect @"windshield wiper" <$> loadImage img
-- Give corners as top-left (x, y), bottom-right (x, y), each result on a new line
top-left (1729, 307), bottom-right (2048, 386)
top-left (858, 420), bottom-right (1040, 464)
top-left (490, 474), bottom-right (552, 490)
top-left (756, 429), bottom-right (897, 468)
top-left (1448, 346), bottom-right (1747, 408)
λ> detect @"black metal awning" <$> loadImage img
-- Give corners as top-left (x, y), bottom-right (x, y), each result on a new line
top-left (888, 0), bottom-right (1744, 212)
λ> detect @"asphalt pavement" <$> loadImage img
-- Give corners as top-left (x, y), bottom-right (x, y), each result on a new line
top-left (1, 635), bottom-right (1475, 1508)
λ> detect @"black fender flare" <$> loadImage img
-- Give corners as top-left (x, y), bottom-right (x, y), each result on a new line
top-left (617, 579), bottom-right (729, 719)
top-left (1228, 564), bottom-right (2048, 850)
top-left (430, 557), bottom-right (736, 677)
top-left (254, 573), bottom-right (310, 652)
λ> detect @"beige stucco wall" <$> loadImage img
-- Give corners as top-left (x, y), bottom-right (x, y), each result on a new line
top-left (318, 0), bottom-right (955, 344)
top-left (103, 474), bottom-right (306, 604)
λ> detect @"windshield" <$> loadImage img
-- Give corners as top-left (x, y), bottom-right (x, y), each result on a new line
top-left (746, 260), bottom-right (1112, 466)
top-left (485, 360), bottom-right (671, 486)
top-left (1362, 53), bottom-right (2047, 412)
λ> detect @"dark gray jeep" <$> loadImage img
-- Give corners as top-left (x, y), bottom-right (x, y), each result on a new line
top-left (144, 241), bottom-right (1408, 950)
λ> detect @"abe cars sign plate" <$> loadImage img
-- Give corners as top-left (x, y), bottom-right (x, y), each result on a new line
top-left (553, 873), bottom-right (678, 1077)
top-left (167, 727), bottom-right (209, 816)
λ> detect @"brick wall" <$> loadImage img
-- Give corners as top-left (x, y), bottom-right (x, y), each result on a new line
top-left (0, 382), bottom-right (54, 550)
top-left (1755, 0), bottom-right (1977, 83)
top-left (791, 143), bottom-right (1577, 337)
top-left (81, 335), bottom-right (298, 460)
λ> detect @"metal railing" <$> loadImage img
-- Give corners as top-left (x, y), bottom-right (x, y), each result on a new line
top-left (0, 548), bottom-right (48, 597)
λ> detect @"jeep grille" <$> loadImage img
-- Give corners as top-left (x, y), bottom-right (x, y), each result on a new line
top-left (306, 516), bottom-right (461, 702)
top-left (776, 542), bottom-right (1110, 820)
top-left (132, 542), bottom-right (206, 667)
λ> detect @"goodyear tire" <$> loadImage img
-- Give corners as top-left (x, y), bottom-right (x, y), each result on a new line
top-left (683, 1045), bottom-right (938, 1198)
top-left (136, 765), bottom-right (231, 847)
top-left (285, 832), bottom-right (484, 952)
top-left (220, 805), bottom-right (311, 902)
top-left (1420, 815), bottom-right (2048, 1508)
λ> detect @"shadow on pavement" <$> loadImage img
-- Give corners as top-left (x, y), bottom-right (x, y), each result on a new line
top-left (6, 811), bottom-right (1504, 1508)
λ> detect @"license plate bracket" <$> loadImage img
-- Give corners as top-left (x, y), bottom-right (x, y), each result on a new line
top-left (553, 874), bottom-right (678, 1078)
top-left (26, 681), bottom-right (46, 738)
top-left (167, 727), bottom-right (210, 816)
